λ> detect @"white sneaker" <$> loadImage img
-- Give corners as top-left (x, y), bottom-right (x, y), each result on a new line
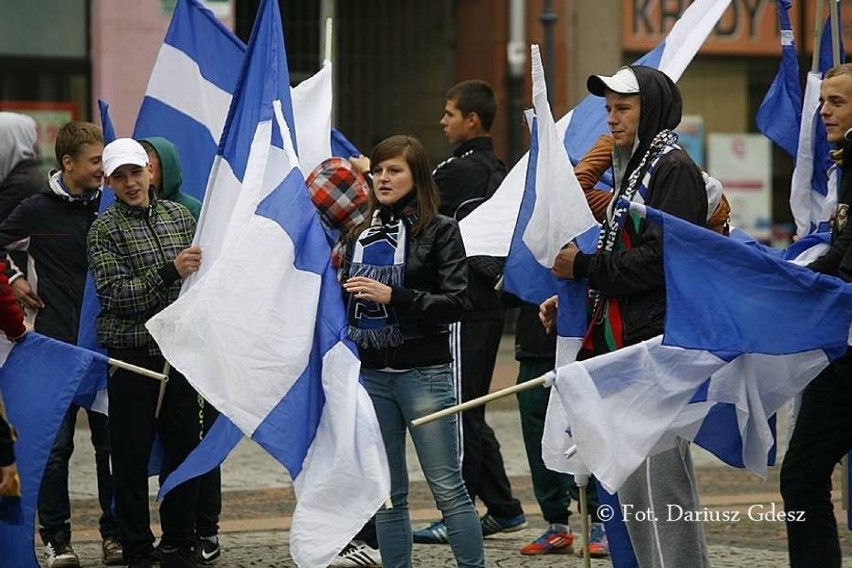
top-left (44, 541), bottom-right (80, 568)
top-left (328, 540), bottom-right (382, 567)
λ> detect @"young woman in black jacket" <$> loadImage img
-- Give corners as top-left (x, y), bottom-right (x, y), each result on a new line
top-left (342, 135), bottom-right (484, 568)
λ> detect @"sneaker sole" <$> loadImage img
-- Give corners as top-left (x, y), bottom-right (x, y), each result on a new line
top-left (47, 559), bottom-right (80, 568)
top-left (576, 548), bottom-right (610, 558)
top-left (521, 546), bottom-right (574, 556)
top-left (483, 519), bottom-right (529, 537)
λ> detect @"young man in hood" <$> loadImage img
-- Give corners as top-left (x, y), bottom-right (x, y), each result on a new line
top-left (0, 112), bottom-right (42, 222)
top-left (545, 66), bottom-right (710, 566)
top-left (0, 121), bottom-right (124, 567)
top-left (138, 137), bottom-right (201, 219)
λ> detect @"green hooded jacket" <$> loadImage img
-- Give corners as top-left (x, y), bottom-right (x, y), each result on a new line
top-left (139, 136), bottom-right (202, 220)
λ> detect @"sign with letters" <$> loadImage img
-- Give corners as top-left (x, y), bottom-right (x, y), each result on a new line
top-left (624, 0), bottom-right (787, 55)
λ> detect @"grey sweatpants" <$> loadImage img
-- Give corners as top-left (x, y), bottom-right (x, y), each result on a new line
top-left (618, 438), bottom-right (710, 568)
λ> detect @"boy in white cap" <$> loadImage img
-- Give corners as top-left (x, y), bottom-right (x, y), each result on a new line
top-left (87, 138), bottom-right (204, 568)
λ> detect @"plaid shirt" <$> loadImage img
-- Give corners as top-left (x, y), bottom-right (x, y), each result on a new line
top-left (87, 194), bottom-right (196, 356)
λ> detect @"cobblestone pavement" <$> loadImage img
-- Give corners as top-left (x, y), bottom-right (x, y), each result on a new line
top-left (52, 337), bottom-right (852, 567)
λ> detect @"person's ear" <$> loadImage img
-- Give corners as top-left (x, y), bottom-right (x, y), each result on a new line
top-left (467, 111), bottom-right (480, 129)
top-left (61, 154), bottom-right (74, 173)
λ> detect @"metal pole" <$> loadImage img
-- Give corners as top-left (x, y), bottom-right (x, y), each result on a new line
top-left (812, 0), bottom-right (825, 73)
top-left (829, 0), bottom-right (841, 67)
top-left (507, 0), bottom-right (527, 164)
top-left (540, 0), bottom-right (558, 106)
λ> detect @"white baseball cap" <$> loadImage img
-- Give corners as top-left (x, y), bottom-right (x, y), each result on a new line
top-left (587, 67), bottom-right (640, 97)
top-left (103, 138), bottom-right (149, 177)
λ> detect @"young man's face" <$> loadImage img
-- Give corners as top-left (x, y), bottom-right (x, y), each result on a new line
top-left (440, 99), bottom-right (474, 145)
top-left (63, 142), bottom-right (104, 192)
top-left (605, 92), bottom-right (641, 150)
top-left (146, 150), bottom-right (163, 193)
top-left (106, 163), bottom-right (152, 209)
top-left (820, 73), bottom-right (852, 143)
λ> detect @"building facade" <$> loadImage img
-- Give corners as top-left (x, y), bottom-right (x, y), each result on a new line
top-left (1, 0), bottom-right (847, 231)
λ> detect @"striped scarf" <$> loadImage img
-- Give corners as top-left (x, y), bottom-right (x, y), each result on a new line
top-left (347, 208), bottom-right (417, 349)
top-left (582, 130), bottom-right (679, 356)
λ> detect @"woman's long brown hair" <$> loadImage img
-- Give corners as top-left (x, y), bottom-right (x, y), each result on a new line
top-left (349, 134), bottom-right (441, 239)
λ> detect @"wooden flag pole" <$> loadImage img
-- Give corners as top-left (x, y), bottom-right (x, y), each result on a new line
top-left (410, 374), bottom-right (550, 427)
top-left (107, 358), bottom-right (168, 382)
top-left (324, 17), bottom-right (333, 63)
top-left (154, 362), bottom-right (171, 419)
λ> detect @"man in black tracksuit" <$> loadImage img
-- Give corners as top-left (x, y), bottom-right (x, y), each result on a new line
top-left (413, 80), bottom-right (527, 544)
top-left (0, 121), bottom-right (123, 567)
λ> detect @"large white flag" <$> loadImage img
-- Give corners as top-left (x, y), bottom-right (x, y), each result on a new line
top-left (146, 1), bottom-right (389, 565)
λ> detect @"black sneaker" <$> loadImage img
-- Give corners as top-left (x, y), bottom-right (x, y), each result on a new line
top-left (196, 535), bottom-right (221, 564)
top-left (160, 546), bottom-right (200, 568)
top-left (43, 541), bottom-right (80, 568)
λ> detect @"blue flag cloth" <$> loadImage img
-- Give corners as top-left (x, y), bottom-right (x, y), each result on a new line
top-left (133, 0), bottom-right (245, 202)
top-left (0, 334), bottom-right (108, 567)
top-left (755, 0), bottom-right (802, 158)
top-left (97, 99), bottom-right (117, 143)
top-left (545, 203), bottom-right (852, 494)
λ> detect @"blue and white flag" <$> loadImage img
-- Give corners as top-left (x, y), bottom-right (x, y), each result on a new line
top-left (146, 1), bottom-right (389, 565)
top-left (0, 334), bottom-right (108, 567)
top-left (546, 204), bottom-right (852, 493)
top-left (790, 14), bottom-right (846, 236)
top-left (134, 0), bottom-right (355, 198)
top-left (755, 0), bottom-right (802, 158)
top-left (503, 45), bottom-right (598, 310)
top-left (133, 0), bottom-right (243, 202)
top-left (459, 0), bottom-right (731, 258)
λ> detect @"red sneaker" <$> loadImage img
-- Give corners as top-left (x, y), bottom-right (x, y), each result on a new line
top-left (520, 528), bottom-right (574, 555)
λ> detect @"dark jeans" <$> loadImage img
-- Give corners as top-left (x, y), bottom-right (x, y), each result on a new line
top-left (38, 406), bottom-right (119, 544)
top-left (516, 357), bottom-right (600, 525)
top-left (457, 319), bottom-right (523, 519)
top-left (354, 517), bottom-right (378, 549)
top-left (780, 359), bottom-right (852, 568)
top-left (108, 350), bottom-right (202, 561)
top-left (195, 398), bottom-right (221, 538)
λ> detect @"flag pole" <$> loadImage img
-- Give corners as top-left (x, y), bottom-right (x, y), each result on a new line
top-left (411, 375), bottom-right (550, 427)
top-left (155, 362), bottom-right (171, 418)
top-left (324, 17), bottom-right (333, 63)
top-left (829, 0), bottom-right (841, 66)
top-left (812, 0), bottom-right (825, 72)
top-left (108, 358), bottom-right (168, 382)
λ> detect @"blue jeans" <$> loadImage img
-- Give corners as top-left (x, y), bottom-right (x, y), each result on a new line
top-left (362, 366), bottom-right (484, 568)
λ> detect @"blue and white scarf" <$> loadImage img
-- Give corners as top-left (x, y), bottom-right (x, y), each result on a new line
top-left (347, 208), bottom-right (416, 349)
top-left (590, 129), bottom-right (679, 315)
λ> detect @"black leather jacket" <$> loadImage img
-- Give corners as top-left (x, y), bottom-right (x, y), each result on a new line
top-left (809, 139), bottom-right (852, 282)
top-left (348, 213), bottom-right (469, 370)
